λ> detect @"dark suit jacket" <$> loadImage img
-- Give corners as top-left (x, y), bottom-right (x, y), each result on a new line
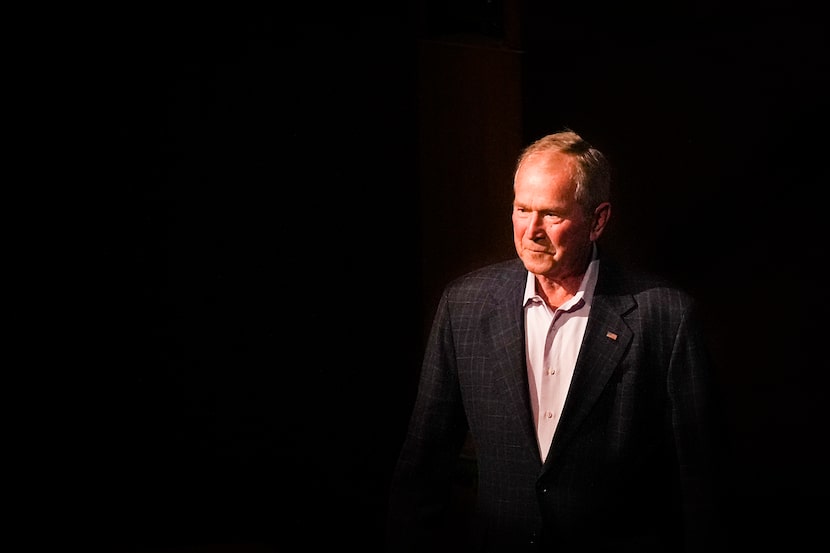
top-left (387, 254), bottom-right (728, 553)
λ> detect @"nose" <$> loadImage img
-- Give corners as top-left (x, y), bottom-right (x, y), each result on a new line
top-left (525, 212), bottom-right (545, 238)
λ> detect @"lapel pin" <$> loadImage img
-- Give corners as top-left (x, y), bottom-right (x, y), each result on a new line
top-left (606, 331), bottom-right (618, 340)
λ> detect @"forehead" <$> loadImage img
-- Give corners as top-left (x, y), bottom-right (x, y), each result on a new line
top-left (514, 152), bottom-right (576, 200)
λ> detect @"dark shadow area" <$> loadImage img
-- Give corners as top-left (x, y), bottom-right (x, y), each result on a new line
top-left (86, 6), bottom-right (421, 552)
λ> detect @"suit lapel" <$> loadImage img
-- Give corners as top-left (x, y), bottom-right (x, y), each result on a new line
top-left (484, 269), bottom-right (540, 459)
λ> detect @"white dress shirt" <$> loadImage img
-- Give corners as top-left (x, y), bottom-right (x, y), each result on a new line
top-left (523, 248), bottom-right (600, 462)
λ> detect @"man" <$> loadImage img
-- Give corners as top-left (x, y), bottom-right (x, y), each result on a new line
top-left (387, 130), bottom-right (727, 552)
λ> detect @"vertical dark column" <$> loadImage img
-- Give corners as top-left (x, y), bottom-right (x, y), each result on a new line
top-left (416, 1), bottom-right (524, 338)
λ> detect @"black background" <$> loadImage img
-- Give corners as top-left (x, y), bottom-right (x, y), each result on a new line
top-left (81, 2), bottom-right (828, 551)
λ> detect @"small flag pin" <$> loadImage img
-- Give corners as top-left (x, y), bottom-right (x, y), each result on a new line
top-left (606, 331), bottom-right (618, 340)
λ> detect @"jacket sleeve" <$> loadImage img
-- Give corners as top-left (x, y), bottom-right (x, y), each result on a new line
top-left (668, 298), bottom-right (730, 552)
top-left (386, 290), bottom-right (472, 552)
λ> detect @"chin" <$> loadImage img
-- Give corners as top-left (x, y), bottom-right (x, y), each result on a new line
top-left (521, 255), bottom-right (552, 275)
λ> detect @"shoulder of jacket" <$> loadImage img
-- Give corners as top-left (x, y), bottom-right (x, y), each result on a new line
top-left (449, 258), bottom-right (525, 287)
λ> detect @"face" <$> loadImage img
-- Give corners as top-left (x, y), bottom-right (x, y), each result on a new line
top-left (511, 152), bottom-right (610, 280)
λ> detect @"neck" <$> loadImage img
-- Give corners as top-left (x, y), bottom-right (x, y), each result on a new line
top-left (534, 246), bottom-right (595, 308)
top-left (534, 272), bottom-right (584, 310)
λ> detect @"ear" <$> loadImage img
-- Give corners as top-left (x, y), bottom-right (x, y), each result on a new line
top-left (590, 202), bottom-right (612, 241)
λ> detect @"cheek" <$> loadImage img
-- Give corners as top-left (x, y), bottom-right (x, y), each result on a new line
top-left (544, 226), bottom-right (563, 242)
top-left (512, 218), bottom-right (525, 236)
top-left (551, 220), bottom-right (584, 241)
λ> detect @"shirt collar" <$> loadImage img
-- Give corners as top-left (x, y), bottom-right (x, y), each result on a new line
top-left (522, 243), bottom-right (601, 310)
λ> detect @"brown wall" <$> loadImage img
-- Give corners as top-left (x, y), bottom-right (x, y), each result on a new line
top-left (417, 34), bottom-right (524, 331)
